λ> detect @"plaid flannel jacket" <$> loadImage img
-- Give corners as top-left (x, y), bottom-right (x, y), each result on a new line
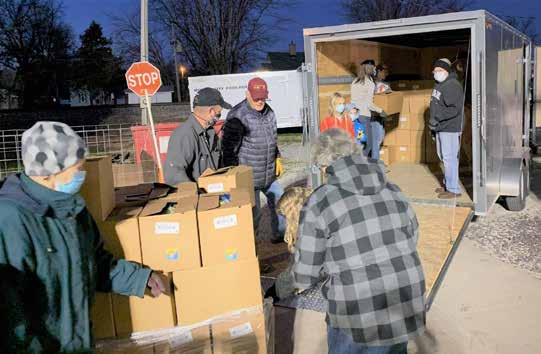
top-left (292, 155), bottom-right (426, 345)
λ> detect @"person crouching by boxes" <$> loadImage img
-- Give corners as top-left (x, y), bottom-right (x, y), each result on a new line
top-left (0, 122), bottom-right (167, 353)
top-left (264, 187), bottom-right (328, 354)
top-left (291, 128), bottom-right (426, 353)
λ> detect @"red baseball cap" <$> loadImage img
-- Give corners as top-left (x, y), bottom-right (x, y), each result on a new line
top-left (248, 77), bottom-right (269, 100)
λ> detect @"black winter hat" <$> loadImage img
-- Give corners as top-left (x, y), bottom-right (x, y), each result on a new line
top-left (361, 59), bottom-right (376, 66)
top-left (434, 58), bottom-right (452, 73)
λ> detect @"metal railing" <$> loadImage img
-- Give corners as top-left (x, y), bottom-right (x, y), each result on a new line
top-left (0, 124), bottom-right (159, 185)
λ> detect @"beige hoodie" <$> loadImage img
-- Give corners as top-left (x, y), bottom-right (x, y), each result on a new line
top-left (350, 78), bottom-right (383, 117)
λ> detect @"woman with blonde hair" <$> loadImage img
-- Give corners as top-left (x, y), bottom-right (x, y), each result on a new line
top-left (264, 186), bottom-right (328, 354)
top-left (319, 92), bottom-right (355, 138)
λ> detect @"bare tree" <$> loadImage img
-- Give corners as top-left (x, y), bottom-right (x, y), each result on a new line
top-left (505, 16), bottom-right (538, 44)
top-left (152, 0), bottom-right (292, 75)
top-left (0, 0), bottom-right (73, 107)
top-left (109, 3), bottom-right (175, 86)
top-left (342, 0), bottom-right (472, 23)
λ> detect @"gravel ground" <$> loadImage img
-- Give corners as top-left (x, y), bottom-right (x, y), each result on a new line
top-left (464, 155), bottom-right (541, 276)
top-left (268, 134), bottom-right (541, 276)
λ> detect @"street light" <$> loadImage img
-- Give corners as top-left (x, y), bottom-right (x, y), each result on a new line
top-left (179, 65), bottom-right (187, 102)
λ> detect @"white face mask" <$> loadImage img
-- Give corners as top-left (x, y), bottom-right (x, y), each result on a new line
top-left (434, 71), bottom-right (448, 83)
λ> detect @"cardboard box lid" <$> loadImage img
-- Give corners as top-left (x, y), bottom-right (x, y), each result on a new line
top-left (140, 195), bottom-right (198, 217)
top-left (198, 189), bottom-right (251, 212)
top-left (107, 206), bottom-right (143, 221)
top-left (200, 166), bottom-right (251, 178)
top-left (167, 182), bottom-right (199, 199)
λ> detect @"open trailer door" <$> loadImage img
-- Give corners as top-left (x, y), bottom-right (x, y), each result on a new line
top-left (301, 12), bottom-right (484, 310)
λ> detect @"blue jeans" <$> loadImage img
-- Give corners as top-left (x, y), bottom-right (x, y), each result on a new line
top-left (357, 116), bottom-right (372, 157)
top-left (369, 120), bottom-right (385, 160)
top-left (327, 326), bottom-right (408, 354)
top-left (436, 132), bottom-right (461, 194)
top-left (254, 180), bottom-right (286, 240)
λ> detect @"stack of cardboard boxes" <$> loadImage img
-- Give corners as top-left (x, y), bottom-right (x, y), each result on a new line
top-left (81, 157), bottom-right (266, 353)
top-left (380, 90), bottom-right (436, 165)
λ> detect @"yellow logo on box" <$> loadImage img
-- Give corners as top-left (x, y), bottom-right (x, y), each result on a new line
top-left (225, 249), bottom-right (238, 261)
top-left (165, 248), bottom-right (179, 260)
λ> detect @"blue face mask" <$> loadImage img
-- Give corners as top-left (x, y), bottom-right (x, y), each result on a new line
top-left (335, 104), bottom-right (345, 114)
top-left (55, 171), bottom-right (87, 195)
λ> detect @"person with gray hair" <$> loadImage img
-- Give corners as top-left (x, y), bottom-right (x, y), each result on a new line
top-left (293, 128), bottom-right (426, 354)
top-left (0, 121), bottom-right (166, 353)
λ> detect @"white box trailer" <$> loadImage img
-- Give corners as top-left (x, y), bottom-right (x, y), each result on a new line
top-left (188, 70), bottom-right (303, 128)
top-left (300, 10), bottom-right (533, 309)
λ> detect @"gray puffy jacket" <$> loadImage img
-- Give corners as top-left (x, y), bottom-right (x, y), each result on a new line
top-left (222, 100), bottom-right (279, 190)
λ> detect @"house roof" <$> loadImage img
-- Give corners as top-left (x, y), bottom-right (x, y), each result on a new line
top-left (262, 52), bottom-right (305, 71)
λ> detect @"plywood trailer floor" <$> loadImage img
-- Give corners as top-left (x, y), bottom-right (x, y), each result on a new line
top-left (387, 163), bottom-right (473, 206)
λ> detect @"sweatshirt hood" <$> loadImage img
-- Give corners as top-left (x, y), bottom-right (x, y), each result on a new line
top-left (325, 155), bottom-right (387, 195)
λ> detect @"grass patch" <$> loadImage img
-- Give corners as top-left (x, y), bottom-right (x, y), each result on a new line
top-left (278, 133), bottom-right (302, 145)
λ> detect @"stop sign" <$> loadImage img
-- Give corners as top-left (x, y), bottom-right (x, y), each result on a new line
top-left (125, 61), bottom-right (162, 97)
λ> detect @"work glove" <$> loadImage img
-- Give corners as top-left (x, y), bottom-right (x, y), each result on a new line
top-left (275, 158), bottom-right (284, 178)
top-left (147, 271), bottom-right (168, 297)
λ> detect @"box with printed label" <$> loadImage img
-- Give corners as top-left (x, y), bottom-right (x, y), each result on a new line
top-left (198, 166), bottom-right (255, 207)
top-left (408, 113), bottom-right (427, 131)
top-left (197, 189), bottom-right (255, 267)
top-left (172, 258), bottom-right (262, 326)
top-left (138, 195), bottom-right (200, 272)
top-left (389, 146), bottom-right (411, 163)
top-left (373, 91), bottom-right (404, 115)
top-left (92, 292), bottom-right (116, 339)
top-left (115, 183), bottom-right (172, 208)
top-left (393, 130), bottom-right (411, 146)
top-left (153, 326), bottom-right (212, 354)
top-left (212, 312), bottom-right (267, 354)
top-left (97, 206), bottom-right (143, 262)
top-left (81, 156), bottom-right (115, 221)
top-left (112, 274), bottom-right (177, 337)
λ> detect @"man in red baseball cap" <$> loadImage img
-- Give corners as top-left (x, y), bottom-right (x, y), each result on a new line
top-left (222, 77), bottom-right (286, 248)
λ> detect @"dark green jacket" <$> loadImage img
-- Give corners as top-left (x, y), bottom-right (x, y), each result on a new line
top-left (0, 174), bottom-right (151, 353)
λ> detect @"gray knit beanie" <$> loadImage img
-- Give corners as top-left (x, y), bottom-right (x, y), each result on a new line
top-left (21, 121), bottom-right (88, 176)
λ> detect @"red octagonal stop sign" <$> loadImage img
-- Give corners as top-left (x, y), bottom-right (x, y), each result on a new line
top-left (125, 61), bottom-right (162, 97)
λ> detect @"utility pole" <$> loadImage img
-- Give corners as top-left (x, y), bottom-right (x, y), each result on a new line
top-left (171, 22), bottom-right (182, 103)
top-left (140, 0), bottom-right (149, 125)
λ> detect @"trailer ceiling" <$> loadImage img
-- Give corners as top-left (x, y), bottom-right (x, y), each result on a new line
top-left (360, 28), bottom-right (471, 48)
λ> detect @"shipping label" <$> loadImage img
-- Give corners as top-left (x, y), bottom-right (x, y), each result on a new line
top-left (169, 331), bottom-right (194, 348)
top-left (213, 214), bottom-right (238, 229)
top-left (229, 322), bottom-right (253, 339)
top-left (155, 222), bottom-right (180, 234)
top-left (207, 182), bottom-right (225, 193)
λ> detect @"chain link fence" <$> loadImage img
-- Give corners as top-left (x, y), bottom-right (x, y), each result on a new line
top-left (0, 124), bottom-right (159, 185)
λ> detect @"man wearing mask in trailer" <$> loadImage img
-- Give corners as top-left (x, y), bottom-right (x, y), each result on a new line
top-left (165, 87), bottom-right (232, 185)
top-left (0, 122), bottom-right (166, 353)
top-left (429, 58), bottom-right (465, 199)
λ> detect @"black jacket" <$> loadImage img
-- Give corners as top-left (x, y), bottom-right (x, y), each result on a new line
top-left (429, 72), bottom-right (464, 133)
top-left (222, 100), bottom-right (279, 190)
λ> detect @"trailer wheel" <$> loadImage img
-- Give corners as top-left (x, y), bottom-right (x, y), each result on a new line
top-left (505, 166), bottom-right (528, 212)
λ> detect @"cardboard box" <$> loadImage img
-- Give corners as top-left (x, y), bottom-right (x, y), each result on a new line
top-left (139, 196), bottom-right (200, 272)
top-left (212, 312), bottom-right (267, 354)
top-left (97, 206), bottom-right (143, 262)
top-left (112, 274), bottom-right (177, 337)
top-left (373, 91), bottom-right (404, 115)
top-left (407, 90), bottom-right (432, 115)
top-left (410, 130), bottom-right (425, 147)
top-left (92, 292), bottom-right (116, 339)
top-left (389, 146), bottom-right (411, 163)
top-left (172, 258), bottom-right (262, 326)
top-left (394, 130), bottom-right (411, 146)
top-left (81, 156), bottom-right (115, 221)
top-left (166, 182), bottom-right (198, 200)
top-left (112, 163), bottom-right (145, 188)
top-left (198, 166), bottom-right (255, 207)
top-left (115, 183), bottom-right (171, 208)
top-left (154, 326), bottom-right (212, 354)
top-left (408, 113), bottom-right (427, 131)
top-left (197, 189), bottom-right (256, 267)
top-left (380, 146), bottom-right (390, 166)
top-left (410, 144), bottom-right (425, 163)
top-left (397, 116), bottom-right (410, 130)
